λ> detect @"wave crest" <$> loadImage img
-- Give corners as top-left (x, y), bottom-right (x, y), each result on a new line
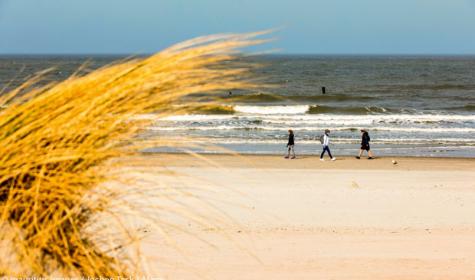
top-left (307, 105), bottom-right (394, 114)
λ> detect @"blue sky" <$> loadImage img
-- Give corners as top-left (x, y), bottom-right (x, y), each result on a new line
top-left (0, 0), bottom-right (475, 54)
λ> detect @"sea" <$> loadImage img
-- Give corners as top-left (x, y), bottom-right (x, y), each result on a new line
top-left (1, 55), bottom-right (474, 157)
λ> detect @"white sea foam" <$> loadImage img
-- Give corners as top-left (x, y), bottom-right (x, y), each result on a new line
top-left (169, 138), bottom-right (475, 145)
top-left (161, 114), bottom-right (234, 121)
top-left (158, 112), bottom-right (475, 124)
top-left (234, 105), bottom-right (309, 115)
top-left (148, 125), bottom-right (475, 133)
top-left (144, 108), bottom-right (475, 150)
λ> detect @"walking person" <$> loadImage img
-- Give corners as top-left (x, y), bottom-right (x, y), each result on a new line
top-left (320, 129), bottom-right (336, 161)
top-left (356, 129), bottom-right (374, 159)
top-left (285, 129), bottom-right (296, 159)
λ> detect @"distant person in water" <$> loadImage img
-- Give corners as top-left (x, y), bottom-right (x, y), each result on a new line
top-left (356, 129), bottom-right (374, 159)
top-left (285, 129), bottom-right (296, 159)
top-left (320, 129), bottom-right (336, 161)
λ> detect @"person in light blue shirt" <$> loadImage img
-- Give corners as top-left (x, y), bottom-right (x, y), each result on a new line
top-left (320, 129), bottom-right (336, 161)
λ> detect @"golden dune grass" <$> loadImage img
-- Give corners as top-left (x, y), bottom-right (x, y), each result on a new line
top-left (0, 32), bottom-right (266, 277)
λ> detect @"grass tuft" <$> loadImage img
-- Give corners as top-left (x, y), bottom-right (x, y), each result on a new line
top-left (0, 31), bottom-right (266, 276)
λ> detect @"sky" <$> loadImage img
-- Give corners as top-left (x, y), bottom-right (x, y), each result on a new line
top-left (0, 0), bottom-right (475, 55)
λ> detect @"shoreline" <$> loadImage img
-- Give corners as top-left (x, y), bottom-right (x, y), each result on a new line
top-left (136, 152), bottom-right (475, 171)
top-left (143, 144), bottom-right (475, 159)
top-left (142, 151), bottom-right (475, 160)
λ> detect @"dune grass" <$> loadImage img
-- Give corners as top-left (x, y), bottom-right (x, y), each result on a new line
top-left (0, 32), bottom-right (265, 277)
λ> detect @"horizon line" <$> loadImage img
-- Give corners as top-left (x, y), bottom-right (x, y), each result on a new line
top-left (1, 53), bottom-right (475, 57)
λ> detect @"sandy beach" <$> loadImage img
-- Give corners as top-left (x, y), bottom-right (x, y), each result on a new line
top-left (116, 154), bottom-right (475, 279)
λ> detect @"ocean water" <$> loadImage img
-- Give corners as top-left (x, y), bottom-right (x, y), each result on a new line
top-left (1, 55), bottom-right (474, 157)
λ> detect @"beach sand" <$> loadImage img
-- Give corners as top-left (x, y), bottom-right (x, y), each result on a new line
top-left (123, 154), bottom-right (475, 279)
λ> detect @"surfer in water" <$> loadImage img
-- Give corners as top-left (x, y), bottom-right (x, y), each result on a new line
top-left (285, 129), bottom-right (296, 159)
top-left (320, 129), bottom-right (336, 161)
top-left (356, 129), bottom-right (374, 159)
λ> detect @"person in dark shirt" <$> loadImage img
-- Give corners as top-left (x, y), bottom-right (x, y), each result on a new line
top-left (356, 129), bottom-right (374, 159)
top-left (285, 129), bottom-right (296, 159)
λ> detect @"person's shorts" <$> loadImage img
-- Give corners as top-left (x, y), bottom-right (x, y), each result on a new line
top-left (361, 144), bottom-right (370, 151)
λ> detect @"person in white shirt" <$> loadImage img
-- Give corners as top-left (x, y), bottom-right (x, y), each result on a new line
top-left (320, 129), bottom-right (336, 161)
